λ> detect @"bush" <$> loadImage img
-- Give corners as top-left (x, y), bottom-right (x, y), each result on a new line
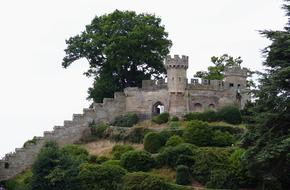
top-left (126, 127), bottom-right (152, 143)
top-left (212, 130), bottom-right (234, 147)
top-left (183, 120), bottom-right (212, 146)
top-left (122, 172), bottom-right (167, 190)
top-left (144, 132), bottom-right (163, 153)
top-left (166, 135), bottom-right (184, 147)
top-left (23, 136), bottom-right (37, 148)
top-left (159, 129), bottom-right (184, 145)
top-left (152, 113), bottom-right (170, 124)
top-left (102, 160), bottom-right (122, 166)
top-left (171, 116), bottom-right (179, 121)
top-left (112, 113), bottom-right (139, 127)
top-left (4, 170), bottom-right (32, 190)
top-left (156, 143), bottom-right (197, 168)
top-left (183, 110), bottom-right (217, 122)
top-left (111, 144), bottom-right (134, 160)
top-left (78, 163), bottom-right (126, 190)
top-left (176, 155), bottom-right (195, 168)
top-left (217, 105), bottom-right (242, 124)
top-left (169, 121), bottom-right (180, 129)
top-left (90, 122), bottom-right (108, 139)
top-left (176, 165), bottom-right (191, 185)
top-left (121, 150), bottom-right (155, 172)
top-left (191, 147), bottom-right (231, 184)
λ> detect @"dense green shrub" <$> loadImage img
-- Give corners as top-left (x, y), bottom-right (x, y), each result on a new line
top-left (126, 127), bottom-right (152, 143)
top-left (191, 147), bottom-right (231, 184)
top-left (165, 135), bottom-right (184, 147)
top-left (184, 106), bottom-right (242, 124)
top-left (122, 172), bottom-right (167, 190)
top-left (218, 105), bottom-right (242, 124)
top-left (90, 122), bottom-right (108, 139)
top-left (156, 143), bottom-right (197, 168)
top-left (112, 113), bottom-right (139, 127)
top-left (102, 160), bottom-right (122, 166)
top-left (78, 163), bottom-right (126, 190)
top-left (212, 130), bottom-right (234, 147)
top-left (209, 124), bottom-right (244, 135)
top-left (176, 165), bottom-right (191, 185)
top-left (169, 121), bottom-right (180, 129)
top-left (158, 129), bottom-right (184, 145)
top-left (111, 144), bottom-right (134, 160)
top-left (183, 110), bottom-right (217, 122)
top-left (144, 132), bottom-right (163, 153)
top-left (4, 170), bottom-right (32, 190)
top-left (176, 155), bottom-right (195, 168)
top-left (171, 116), bottom-right (179, 121)
top-left (121, 150), bottom-right (155, 172)
top-left (183, 120), bottom-right (212, 146)
top-left (152, 113), bottom-right (170, 124)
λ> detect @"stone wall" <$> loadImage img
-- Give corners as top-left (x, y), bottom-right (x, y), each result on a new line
top-left (0, 92), bottom-right (126, 182)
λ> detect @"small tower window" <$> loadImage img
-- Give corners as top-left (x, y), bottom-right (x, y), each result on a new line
top-left (5, 162), bottom-right (9, 169)
top-left (229, 83), bottom-right (234, 87)
top-left (179, 77), bottom-right (181, 82)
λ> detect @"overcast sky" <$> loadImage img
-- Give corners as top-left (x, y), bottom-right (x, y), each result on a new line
top-left (0, 0), bottom-right (287, 157)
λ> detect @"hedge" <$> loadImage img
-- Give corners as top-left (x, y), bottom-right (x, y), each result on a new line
top-left (144, 132), bottom-right (163, 153)
top-left (121, 150), bottom-right (155, 172)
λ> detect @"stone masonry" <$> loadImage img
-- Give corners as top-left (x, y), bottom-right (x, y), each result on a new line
top-left (0, 55), bottom-right (250, 181)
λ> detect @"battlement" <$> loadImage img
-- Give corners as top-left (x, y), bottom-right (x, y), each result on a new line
top-left (165, 55), bottom-right (188, 69)
top-left (224, 66), bottom-right (247, 77)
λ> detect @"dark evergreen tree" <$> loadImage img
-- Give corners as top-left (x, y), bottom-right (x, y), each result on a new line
top-left (242, 1), bottom-right (290, 189)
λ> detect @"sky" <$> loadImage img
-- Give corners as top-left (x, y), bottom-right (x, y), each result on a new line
top-left (0, 0), bottom-right (287, 157)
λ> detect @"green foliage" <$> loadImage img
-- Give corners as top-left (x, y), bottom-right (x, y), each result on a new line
top-left (184, 106), bottom-right (242, 124)
top-left (89, 122), bottom-right (108, 138)
top-left (121, 150), bottom-right (155, 172)
top-left (152, 113), bottom-right (170, 124)
top-left (156, 143), bottom-right (197, 168)
top-left (241, 1), bottom-right (290, 189)
top-left (122, 172), bottom-right (167, 190)
top-left (23, 136), bottom-right (37, 148)
top-left (212, 130), bottom-right (234, 147)
top-left (191, 147), bottom-right (231, 184)
top-left (175, 155), bottom-right (195, 168)
top-left (102, 160), bottom-right (122, 166)
top-left (176, 165), bottom-right (191, 185)
top-left (171, 116), bottom-right (179, 121)
top-left (31, 142), bottom-right (89, 190)
top-left (112, 113), bottom-right (139, 128)
top-left (78, 163), bottom-right (126, 190)
top-left (4, 170), bottom-right (32, 190)
top-left (183, 120), bottom-right (212, 146)
top-left (144, 132), bottom-right (163, 153)
top-left (183, 110), bottom-right (217, 122)
top-left (168, 121), bottom-right (180, 129)
top-left (218, 105), bottom-right (242, 124)
top-left (194, 54), bottom-right (243, 80)
top-left (62, 10), bottom-right (171, 102)
top-left (126, 127), bottom-right (153, 143)
top-left (111, 144), bottom-right (134, 160)
top-left (165, 135), bottom-right (184, 147)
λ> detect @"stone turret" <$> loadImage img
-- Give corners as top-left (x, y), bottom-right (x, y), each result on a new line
top-left (224, 65), bottom-right (247, 89)
top-left (165, 55), bottom-right (189, 93)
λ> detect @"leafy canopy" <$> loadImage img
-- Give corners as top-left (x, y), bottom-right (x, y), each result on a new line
top-left (62, 10), bottom-right (172, 102)
top-left (194, 54), bottom-right (243, 80)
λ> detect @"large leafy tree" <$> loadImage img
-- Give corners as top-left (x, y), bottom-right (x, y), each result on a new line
top-left (194, 54), bottom-right (243, 80)
top-left (242, 1), bottom-right (290, 189)
top-left (62, 10), bottom-right (172, 102)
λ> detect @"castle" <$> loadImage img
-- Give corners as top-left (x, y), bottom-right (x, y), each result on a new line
top-left (0, 55), bottom-right (250, 181)
top-left (119, 54), bottom-right (250, 118)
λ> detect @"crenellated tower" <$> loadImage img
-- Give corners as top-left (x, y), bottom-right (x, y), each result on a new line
top-left (165, 55), bottom-right (189, 93)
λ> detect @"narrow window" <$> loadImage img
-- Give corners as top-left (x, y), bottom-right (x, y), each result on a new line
top-left (4, 162), bottom-right (9, 169)
top-left (229, 83), bottom-right (234, 87)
